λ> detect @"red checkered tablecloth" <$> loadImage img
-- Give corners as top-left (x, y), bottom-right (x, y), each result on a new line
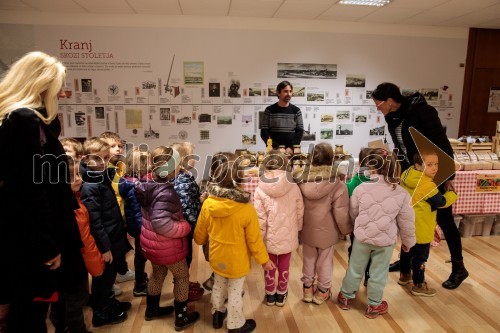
top-left (452, 170), bottom-right (500, 215)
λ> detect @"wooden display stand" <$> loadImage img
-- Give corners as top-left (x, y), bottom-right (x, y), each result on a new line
top-left (459, 214), bottom-right (496, 237)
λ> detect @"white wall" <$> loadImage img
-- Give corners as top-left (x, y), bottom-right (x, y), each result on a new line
top-left (0, 13), bottom-right (468, 176)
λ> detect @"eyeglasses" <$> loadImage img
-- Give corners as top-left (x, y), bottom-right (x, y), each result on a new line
top-left (375, 100), bottom-right (385, 108)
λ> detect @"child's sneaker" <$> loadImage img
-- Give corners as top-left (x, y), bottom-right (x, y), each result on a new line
top-left (302, 285), bottom-right (314, 303)
top-left (337, 292), bottom-right (351, 310)
top-left (265, 293), bottom-right (276, 306)
top-left (112, 284), bottom-right (123, 297)
top-left (312, 288), bottom-right (331, 305)
top-left (202, 275), bottom-right (215, 291)
top-left (398, 273), bottom-right (412, 286)
top-left (411, 282), bottom-right (436, 297)
top-left (365, 301), bottom-right (388, 319)
top-left (116, 270), bottom-right (135, 283)
top-left (275, 292), bottom-right (288, 307)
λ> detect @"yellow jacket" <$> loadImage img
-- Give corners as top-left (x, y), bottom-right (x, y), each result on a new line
top-left (401, 166), bottom-right (458, 244)
top-left (194, 184), bottom-right (269, 278)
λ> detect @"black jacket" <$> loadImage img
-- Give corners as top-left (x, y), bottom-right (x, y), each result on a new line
top-left (80, 163), bottom-right (132, 258)
top-left (0, 108), bottom-right (87, 301)
top-left (385, 93), bottom-right (454, 174)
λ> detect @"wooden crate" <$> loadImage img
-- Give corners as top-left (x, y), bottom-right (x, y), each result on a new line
top-left (468, 142), bottom-right (493, 152)
top-left (493, 136), bottom-right (500, 155)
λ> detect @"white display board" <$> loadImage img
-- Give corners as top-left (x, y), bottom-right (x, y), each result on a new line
top-left (0, 23), bottom-right (467, 176)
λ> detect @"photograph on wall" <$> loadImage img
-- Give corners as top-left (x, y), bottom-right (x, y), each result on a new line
top-left (183, 61), bottom-right (204, 85)
top-left (160, 107), bottom-right (171, 120)
top-left (177, 115), bottom-right (192, 125)
top-left (277, 63), bottom-right (337, 79)
top-left (487, 87), bottom-right (500, 113)
top-left (355, 114), bottom-right (367, 123)
top-left (346, 74), bottom-right (366, 88)
top-left (199, 113), bottom-right (211, 123)
top-left (75, 111), bottom-right (86, 127)
top-left (95, 106), bottom-right (105, 119)
top-left (242, 134), bottom-right (256, 145)
top-left (267, 85), bottom-right (277, 97)
top-left (144, 124), bottom-right (160, 139)
top-left (294, 86), bottom-right (305, 97)
top-left (307, 91), bottom-right (325, 102)
top-left (420, 88), bottom-right (439, 105)
top-left (369, 125), bottom-right (385, 136)
top-left (302, 122), bottom-right (317, 141)
top-left (81, 79), bottom-right (92, 93)
top-left (336, 110), bottom-right (350, 121)
top-left (209, 82), bottom-right (220, 97)
top-left (402, 88), bottom-right (418, 96)
top-left (125, 108), bottom-right (143, 129)
top-left (365, 90), bottom-right (373, 100)
top-left (249, 85), bottom-right (262, 96)
top-left (217, 115), bottom-right (232, 125)
top-left (228, 80), bottom-right (241, 98)
top-left (321, 113), bottom-right (334, 123)
top-left (320, 128), bottom-right (333, 139)
top-left (336, 124), bottom-right (354, 136)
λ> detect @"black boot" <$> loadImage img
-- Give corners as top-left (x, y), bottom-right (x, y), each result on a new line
top-left (228, 319), bottom-right (257, 333)
top-left (213, 310), bottom-right (227, 329)
top-left (145, 294), bottom-right (174, 321)
top-left (442, 260), bottom-right (469, 289)
top-left (92, 304), bottom-right (127, 327)
top-left (174, 300), bottom-right (200, 331)
top-left (389, 260), bottom-right (400, 272)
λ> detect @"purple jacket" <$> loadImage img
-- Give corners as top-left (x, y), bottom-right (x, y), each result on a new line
top-left (135, 180), bottom-right (191, 265)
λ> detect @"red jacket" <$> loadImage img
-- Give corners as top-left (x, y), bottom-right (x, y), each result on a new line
top-left (75, 192), bottom-right (105, 277)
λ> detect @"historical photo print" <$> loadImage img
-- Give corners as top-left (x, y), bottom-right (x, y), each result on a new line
top-left (160, 108), bottom-right (171, 120)
top-left (81, 79), bottom-right (92, 93)
top-left (336, 124), bottom-right (354, 136)
top-left (320, 128), bottom-right (333, 139)
top-left (242, 134), bottom-right (256, 145)
top-left (346, 74), bottom-right (366, 88)
top-left (209, 82), bottom-right (221, 97)
top-left (278, 63), bottom-right (337, 79)
top-left (183, 61), bottom-right (204, 85)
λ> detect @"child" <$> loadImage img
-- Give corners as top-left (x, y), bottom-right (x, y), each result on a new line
top-left (60, 137), bottom-right (84, 161)
top-left (50, 158), bottom-right (105, 333)
top-left (194, 152), bottom-right (275, 332)
top-left (118, 147), bottom-right (150, 297)
top-left (399, 150), bottom-right (458, 296)
top-left (337, 148), bottom-right (416, 319)
top-left (294, 143), bottom-right (351, 305)
top-left (135, 146), bottom-right (199, 330)
top-left (170, 142), bottom-right (205, 301)
top-left (346, 147), bottom-right (372, 286)
top-left (254, 151), bottom-right (304, 307)
top-left (99, 131), bottom-right (135, 288)
top-left (80, 138), bottom-right (132, 327)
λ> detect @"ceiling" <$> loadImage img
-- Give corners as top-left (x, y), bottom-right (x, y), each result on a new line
top-left (1, 0), bottom-right (499, 29)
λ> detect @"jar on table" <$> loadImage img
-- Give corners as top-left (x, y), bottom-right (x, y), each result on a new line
top-left (278, 145), bottom-right (286, 154)
top-left (293, 145), bottom-right (301, 155)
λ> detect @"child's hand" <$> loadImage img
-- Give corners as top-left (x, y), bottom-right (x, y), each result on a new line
top-left (262, 260), bottom-right (276, 271)
top-left (200, 191), bottom-right (208, 203)
top-left (44, 254), bottom-right (61, 270)
top-left (102, 251), bottom-right (113, 263)
top-left (401, 244), bottom-right (410, 253)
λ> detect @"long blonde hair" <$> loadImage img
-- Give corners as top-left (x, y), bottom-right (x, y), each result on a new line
top-left (0, 51), bottom-right (66, 125)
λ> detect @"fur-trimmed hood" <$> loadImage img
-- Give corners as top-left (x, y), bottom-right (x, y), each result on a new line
top-left (292, 165), bottom-right (341, 183)
top-left (206, 184), bottom-right (251, 218)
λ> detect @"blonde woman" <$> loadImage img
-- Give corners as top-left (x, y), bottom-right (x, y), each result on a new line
top-left (0, 51), bottom-right (87, 332)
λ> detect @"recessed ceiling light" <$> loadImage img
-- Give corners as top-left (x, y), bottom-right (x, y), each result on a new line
top-left (337, 0), bottom-right (392, 7)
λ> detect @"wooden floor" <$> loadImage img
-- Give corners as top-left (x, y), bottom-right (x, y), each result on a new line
top-left (48, 236), bottom-right (500, 333)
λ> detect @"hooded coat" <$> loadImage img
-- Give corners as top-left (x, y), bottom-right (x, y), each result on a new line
top-left (350, 175), bottom-right (416, 248)
top-left (294, 165), bottom-right (352, 249)
top-left (254, 170), bottom-right (304, 255)
top-left (400, 166), bottom-right (458, 244)
top-left (194, 184), bottom-right (269, 279)
top-left (135, 180), bottom-right (191, 265)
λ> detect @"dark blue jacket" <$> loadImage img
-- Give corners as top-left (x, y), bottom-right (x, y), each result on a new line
top-left (119, 175), bottom-right (142, 238)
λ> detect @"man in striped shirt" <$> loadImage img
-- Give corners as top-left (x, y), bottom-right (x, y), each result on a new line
top-left (260, 81), bottom-right (304, 154)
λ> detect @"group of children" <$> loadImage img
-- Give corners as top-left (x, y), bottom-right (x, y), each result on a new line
top-left (54, 133), bottom-right (457, 332)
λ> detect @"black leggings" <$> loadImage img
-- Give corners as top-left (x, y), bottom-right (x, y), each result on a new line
top-left (436, 205), bottom-right (463, 261)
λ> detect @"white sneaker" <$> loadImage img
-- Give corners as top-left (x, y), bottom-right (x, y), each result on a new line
top-left (112, 284), bottom-right (123, 296)
top-left (116, 270), bottom-right (135, 283)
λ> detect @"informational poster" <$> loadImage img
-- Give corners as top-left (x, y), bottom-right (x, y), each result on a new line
top-left (487, 87), bottom-right (500, 113)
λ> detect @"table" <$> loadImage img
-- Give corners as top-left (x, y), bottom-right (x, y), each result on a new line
top-left (452, 170), bottom-right (500, 215)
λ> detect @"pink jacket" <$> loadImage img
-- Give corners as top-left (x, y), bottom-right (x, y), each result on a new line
top-left (254, 170), bottom-right (304, 255)
top-left (135, 180), bottom-right (191, 265)
top-left (294, 165), bottom-right (351, 249)
top-left (350, 175), bottom-right (416, 248)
